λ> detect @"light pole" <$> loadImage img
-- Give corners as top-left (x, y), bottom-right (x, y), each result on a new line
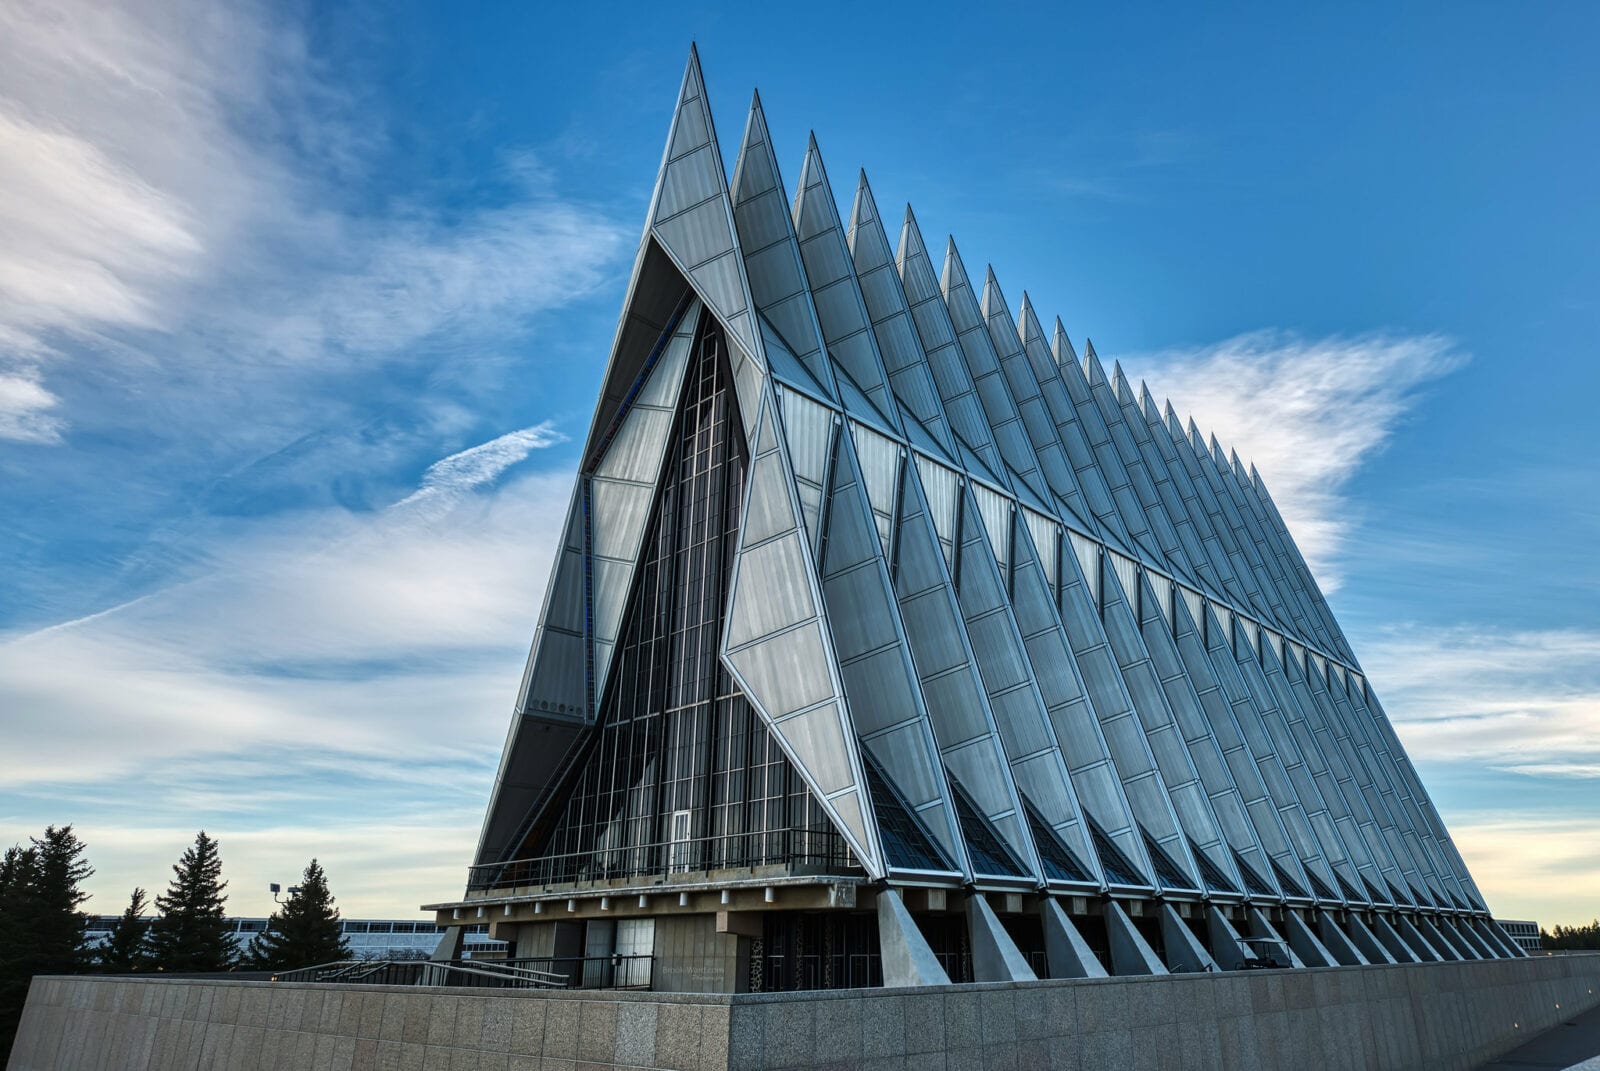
top-left (269, 883), bottom-right (300, 905)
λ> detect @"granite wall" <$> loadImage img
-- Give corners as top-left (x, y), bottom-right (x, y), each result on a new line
top-left (9, 952), bottom-right (1600, 1071)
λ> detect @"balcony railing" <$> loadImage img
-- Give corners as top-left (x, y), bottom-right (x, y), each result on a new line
top-left (468, 828), bottom-right (857, 891)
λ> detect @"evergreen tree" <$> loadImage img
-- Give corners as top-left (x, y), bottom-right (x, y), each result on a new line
top-left (247, 860), bottom-right (350, 970)
top-left (99, 888), bottom-right (152, 973)
top-left (148, 831), bottom-right (234, 972)
top-left (0, 827), bottom-right (94, 1059)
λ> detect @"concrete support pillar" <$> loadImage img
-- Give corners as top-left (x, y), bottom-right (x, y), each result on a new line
top-left (1206, 905), bottom-right (1252, 971)
top-left (1159, 904), bottom-right (1217, 973)
top-left (1479, 918), bottom-right (1526, 958)
top-left (1396, 916), bottom-right (1444, 961)
top-left (1039, 898), bottom-right (1108, 979)
top-left (1281, 911), bottom-right (1338, 967)
top-left (431, 926), bottom-right (464, 961)
top-left (1415, 917), bottom-right (1464, 960)
top-left (876, 889), bottom-right (950, 988)
top-left (1451, 918), bottom-right (1497, 959)
top-left (1426, 917), bottom-right (1474, 959)
top-left (1104, 902), bottom-right (1167, 976)
top-left (1344, 914), bottom-right (1396, 964)
top-left (966, 894), bottom-right (1037, 982)
top-left (1314, 912), bottom-right (1368, 966)
top-left (1371, 916), bottom-right (1421, 962)
top-left (1248, 907), bottom-right (1304, 968)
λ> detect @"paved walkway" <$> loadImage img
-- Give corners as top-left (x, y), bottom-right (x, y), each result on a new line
top-left (1482, 1002), bottom-right (1600, 1070)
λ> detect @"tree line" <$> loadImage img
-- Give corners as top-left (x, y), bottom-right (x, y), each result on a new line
top-left (1, 825), bottom-right (351, 1057)
top-left (1540, 920), bottom-right (1600, 950)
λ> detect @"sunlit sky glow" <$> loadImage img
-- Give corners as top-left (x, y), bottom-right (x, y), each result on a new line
top-left (2, 1), bottom-right (1597, 926)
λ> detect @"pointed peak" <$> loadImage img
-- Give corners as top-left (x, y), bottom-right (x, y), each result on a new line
top-left (806, 129), bottom-right (820, 152)
top-left (939, 236), bottom-right (972, 296)
top-left (903, 202), bottom-right (918, 226)
top-left (1017, 291), bottom-right (1047, 346)
top-left (1052, 316), bottom-right (1078, 365)
top-left (749, 86), bottom-right (764, 111)
top-left (1139, 381), bottom-right (1161, 423)
top-left (980, 265), bottom-right (1011, 321)
top-left (1165, 401), bottom-right (1186, 439)
top-left (679, 43), bottom-right (707, 103)
top-left (1083, 340), bottom-right (1108, 385)
top-left (849, 169), bottom-right (879, 228)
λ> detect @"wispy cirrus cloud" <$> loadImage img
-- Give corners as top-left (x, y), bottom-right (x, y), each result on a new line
top-left (1128, 331), bottom-right (1463, 589)
top-left (1359, 624), bottom-right (1600, 776)
top-left (0, 0), bottom-right (628, 449)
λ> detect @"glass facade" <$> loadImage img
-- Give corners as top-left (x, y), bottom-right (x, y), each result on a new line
top-left (510, 312), bottom-right (853, 886)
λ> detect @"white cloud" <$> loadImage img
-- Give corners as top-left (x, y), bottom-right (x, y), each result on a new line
top-left (1359, 624), bottom-right (1600, 775)
top-left (0, 367), bottom-right (62, 443)
top-left (0, 439), bottom-right (573, 789)
top-left (396, 422), bottom-right (567, 514)
top-left (1449, 814), bottom-right (1600, 928)
top-left (0, 0), bottom-right (629, 445)
top-left (1127, 332), bottom-right (1462, 588)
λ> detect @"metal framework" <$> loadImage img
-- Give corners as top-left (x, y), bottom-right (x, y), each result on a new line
top-left (448, 47), bottom-right (1522, 988)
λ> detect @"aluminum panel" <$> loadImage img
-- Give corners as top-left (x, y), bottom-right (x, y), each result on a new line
top-left (971, 483), bottom-right (1012, 575)
top-left (589, 478), bottom-right (654, 562)
top-left (741, 451), bottom-right (794, 547)
top-left (1068, 532), bottom-right (1101, 607)
top-left (724, 533), bottom-right (816, 648)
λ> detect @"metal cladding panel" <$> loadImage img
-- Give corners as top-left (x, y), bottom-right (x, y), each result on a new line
top-left (846, 174), bottom-right (960, 455)
top-left (595, 400), bottom-right (674, 484)
top-left (1068, 531), bottom-right (1101, 607)
top-left (588, 478), bottom-right (654, 562)
top-left (1147, 570), bottom-right (1175, 632)
top-left (818, 430), bottom-right (967, 872)
top-left (777, 387), bottom-right (837, 551)
top-left (851, 423), bottom-right (902, 557)
top-left (741, 450), bottom-right (793, 547)
top-left (790, 138), bottom-right (900, 428)
top-left (515, 494), bottom-right (588, 720)
top-left (971, 483), bottom-right (1012, 577)
top-left (724, 534), bottom-right (817, 649)
top-left (646, 55), bottom-right (759, 359)
top-left (1023, 510), bottom-right (1059, 598)
top-left (914, 455), bottom-right (961, 567)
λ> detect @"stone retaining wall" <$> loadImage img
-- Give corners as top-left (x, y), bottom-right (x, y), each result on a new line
top-left (10, 953), bottom-right (1600, 1070)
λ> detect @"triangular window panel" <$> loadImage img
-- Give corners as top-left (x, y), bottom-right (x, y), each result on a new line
top-left (759, 312), bottom-right (832, 401)
top-left (1410, 881), bottom-right (1437, 909)
top-left (1141, 826), bottom-right (1200, 893)
top-left (1271, 857), bottom-right (1311, 900)
top-left (1086, 815), bottom-right (1148, 888)
top-left (1188, 838), bottom-right (1239, 895)
top-left (1364, 876), bottom-right (1392, 906)
top-left (1335, 872), bottom-right (1366, 904)
top-left (1233, 850), bottom-right (1278, 899)
top-left (1023, 798), bottom-right (1094, 885)
top-left (1305, 866), bottom-right (1339, 902)
top-left (862, 756), bottom-right (954, 873)
top-left (948, 775), bottom-right (1028, 878)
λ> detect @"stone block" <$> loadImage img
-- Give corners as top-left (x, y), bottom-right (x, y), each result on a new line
top-left (453, 997), bottom-right (488, 1048)
top-left (575, 999), bottom-right (618, 1064)
top-left (614, 1001), bottom-right (658, 1066)
top-left (544, 999), bottom-right (580, 1060)
top-left (481, 997), bottom-right (514, 1050)
top-left (811, 998), bottom-right (862, 1065)
top-left (859, 994), bottom-right (905, 1058)
top-left (904, 991), bottom-right (946, 1053)
top-left (427, 996), bottom-right (459, 1046)
top-left (654, 1003), bottom-right (703, 1070)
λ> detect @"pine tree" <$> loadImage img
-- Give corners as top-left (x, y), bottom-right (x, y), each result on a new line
top-left (99, 888), bottom-right (152, 973)
top-left (0, 827), bottom-right (94, 1059)
top-left (247, 860), bottom-right (350, 970)
top-left (148, 831), bottom-right (235, 972)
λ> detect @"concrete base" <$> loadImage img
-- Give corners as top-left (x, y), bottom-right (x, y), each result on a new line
top-left (11, 954), bottom-right (1600, 1071)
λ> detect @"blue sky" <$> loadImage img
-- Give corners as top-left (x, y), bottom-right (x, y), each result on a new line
top-left (2, 1), bottom-right (1596, 924)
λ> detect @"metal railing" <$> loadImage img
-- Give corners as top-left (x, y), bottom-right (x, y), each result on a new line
top-left (468, 829), bottom-right (856, 890)
top-left (272, 955), bottom-right (654, 991)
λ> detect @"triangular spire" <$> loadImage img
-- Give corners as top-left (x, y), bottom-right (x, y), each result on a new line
top-left (844, 171), bottom-right (962, 456)
top-left (729, 91), bottom-right (839, 402)
top-left (647, 47), bottom-right (760, 361)
top-left (1052, 317), bottom-right (1079, 366)
top-left (790, 134), bottom-right (902, 431)
top-left (1083, 339), bottom-right (1107, 386)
